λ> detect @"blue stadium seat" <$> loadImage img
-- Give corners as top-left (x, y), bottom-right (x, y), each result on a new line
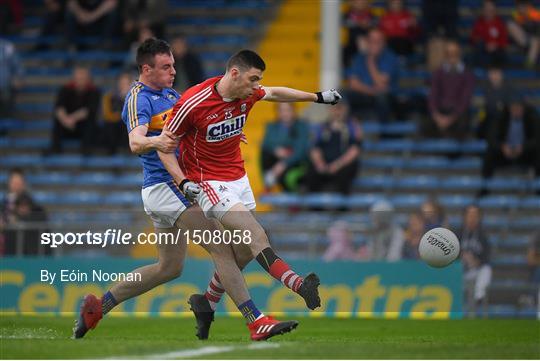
top-left (520, 197), bottom-right (540, 210)
top-left (74, 173), bottom-right (115, 186)
top-left (441, 176), bottom-right (483, 190)
top-left (533, 178), bottom-right (540, 191)
top-left (0, 154), bottom-right (40, 167)
top-left (381, 122), bottom-right (417, 135)
top-left (486, 304), bottom-right (517, 318)
top-left (11, 137), bottom-right (50, 149)
top-left (364, 139), bottom-right (413, 152)
top-left (105, 192), bottom-right (141, 206)
top-left (270, 233), bottom-right (326, 247)
top-left (391, 194), bottom-right (427, 208)
top-left (510, 216), bottom-right (540, 231)
top-left (118, 173), bottom-right (144, 187)
top-left (44, 155), bottom-right (83, 167)
top-left (486, 177), bottom-right (528, 191)
top-left (259, 193), bottom-right (301, 208)
top-left (460, 139), bottom-right (487, 153)
top-left (15, 103), bottom-right (53, 113)
top-left (491, 255), bottom-right (528, 266)
top-left (0, 173), bottom-right (7, 184)
top-left (482, 215), bottom-right (509, 229)
top-left (363, 156), bottom-right (404, 169)
top-left (478, 195), bottom-right (520, 209)
top-left (61, 192), bottom-right (103, 205)
top-left (27, 172), bottom-right (70, 186)
top-left (33, 191), bottom-right (61, 205)
top-left (347, 194), bottom-right (384, 208)
top-left (395, 176), bottom-right (439, 190)
top-left (354, 175), bottom-right (394, 189)
top-left (302, 193), bottom-right (347, 209)
top-left (414, 139), bottom-right (459, 153)
top-left (0, 119), bottom-right (22, 131)
top-left (493, 236), bottom-right (530, 248)
top-left (406, 157), bottom-right (448, 170)
top-left (439, 194), bottom-right (475, 208)
top-left (448, 157), bottom-right (482, 170)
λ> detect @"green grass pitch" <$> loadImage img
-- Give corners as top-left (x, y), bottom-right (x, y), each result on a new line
top-left (1, 315), bottom-right (539, 359)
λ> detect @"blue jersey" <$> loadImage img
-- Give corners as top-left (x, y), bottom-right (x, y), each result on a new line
top-left (121, 81), bottom-right (180, 188)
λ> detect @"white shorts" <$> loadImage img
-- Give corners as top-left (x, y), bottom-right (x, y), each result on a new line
top-left (196, 174), bottom-right (256, 221)
top-left (141, 180), bottom-right (191, 228)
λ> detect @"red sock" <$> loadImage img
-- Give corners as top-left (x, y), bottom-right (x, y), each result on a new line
top-left (204, 272), bottom-right (224, 310)
top-left (268, 259), bottom-right (303, 292)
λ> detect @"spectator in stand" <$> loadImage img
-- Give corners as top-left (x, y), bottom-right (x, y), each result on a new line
top-left (422, 40), bottom-right (475, 140)
top-left (2, 192), bottom-right (50, 256)
top-left (460, 205), bottom-right (490, 265)
top-left (171, 36), bottom-right (205, 93)
top-left (480, 95), bottom-right (540, 194)
top-left (421, 0), bottom-right (458, 38)
top-left (101, 72), bottom-right (132, 154)
top-left (124, 26), bottom-right (154, 71)
top-left (65, 0), bottom-right (118, 50)
top-left (343, 0), bottom-right (378, 68)
top-left (47, 65), bottom-right (101, 155)
top-left (379, 0), bottom-right (418, 57)
top-left (0, 37), bottom-right (24, 118)
top-left (362, 200), bottom-right (404, 261)
top-left (527, 231), bottom-right (540, 283)
top-left (1, 168), bottom-right (28, 224)
top-left (507, 0), bottom-right (540, 68)
top-left (420, 197), bottom-right (447, 230)
top-left (261, 103), bottom-right (310, 192)
top-left (0, 0), bottom-right (23, 34)
top-left (35, 0), bottom-right (66, 50)
top-left (121, 0), bottom-right (167, 49)
top-left (471, 0), bottom-right (508, 67)
top-left (401, 211), bottom-right (425, 260)
top-left (306, 101), bottom-right (362, 195)
top-left (348, 28), bottom-right (399, 123)
top-left (461, 205), bottom-right (492, 318)
top-left (478, 65), bottom-right (515, 139)
top-left (323, 221), bottom-right (359, 262)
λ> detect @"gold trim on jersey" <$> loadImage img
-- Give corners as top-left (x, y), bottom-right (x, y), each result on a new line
top-left (128, 84), bottom-right (143, 130)
top-left (148, 108), bottom-right (173, 131)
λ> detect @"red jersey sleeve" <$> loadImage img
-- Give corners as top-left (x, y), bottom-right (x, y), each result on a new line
top-left (254, 86), bottom-right (266, 102)
top-left (166, 96), bottom-right (193, 136)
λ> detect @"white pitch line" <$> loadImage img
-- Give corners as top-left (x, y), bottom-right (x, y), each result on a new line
top-left (107, 342), bottom-right (280, 360)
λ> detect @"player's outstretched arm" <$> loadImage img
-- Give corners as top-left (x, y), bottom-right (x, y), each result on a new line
top-left (128, 125), bottom-right (178, 155)
top-left (263, 87), bottom-right (342, 105)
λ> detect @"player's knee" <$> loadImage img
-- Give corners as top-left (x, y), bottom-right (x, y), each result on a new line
top-left (159, 261), bottom-right (183, 281)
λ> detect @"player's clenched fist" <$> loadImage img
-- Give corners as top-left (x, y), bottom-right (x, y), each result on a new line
top-left (315, 89), bottom-right (342, 105)
top-left (155, 128), bottom-right (178, 153)
top-left (179, 179), bottom-right (201, 202)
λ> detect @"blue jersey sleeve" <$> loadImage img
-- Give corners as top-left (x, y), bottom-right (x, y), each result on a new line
top-left (122, 85), bottom-right (152, 132)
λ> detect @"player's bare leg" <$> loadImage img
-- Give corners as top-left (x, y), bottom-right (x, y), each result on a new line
top-left (73, 226), bottom-right (188, 339)
top-left (218, 203), bottom-right (321, 310)
top-left (178, 205), bottom-right (298, 340)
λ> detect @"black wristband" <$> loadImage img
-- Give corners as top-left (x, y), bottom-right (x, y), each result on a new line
top-left (179, 179), bottom-right (190, 191)
top-left (315, 92), bottom-right (323, 103)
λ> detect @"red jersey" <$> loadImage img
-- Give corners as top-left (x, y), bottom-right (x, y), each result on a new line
top-left (167, 76), bottom-right (266, 182)
top-left (471, 16), bottom-right (508, 48)
top-left (379, 10), bottom-right (416, 39)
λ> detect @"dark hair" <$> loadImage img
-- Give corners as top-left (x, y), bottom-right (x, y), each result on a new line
top-left (9, 167), bottom-right (24, 178)
top-left (226, 50), bottom-right (266, 72)
top-left (136, 38), bottom-right (172, 72)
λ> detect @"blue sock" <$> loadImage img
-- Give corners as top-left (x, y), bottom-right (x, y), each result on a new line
top-left (102, 291), bottom-right (118, 315)
top-left (238, 299), bottom-right (262, 323)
